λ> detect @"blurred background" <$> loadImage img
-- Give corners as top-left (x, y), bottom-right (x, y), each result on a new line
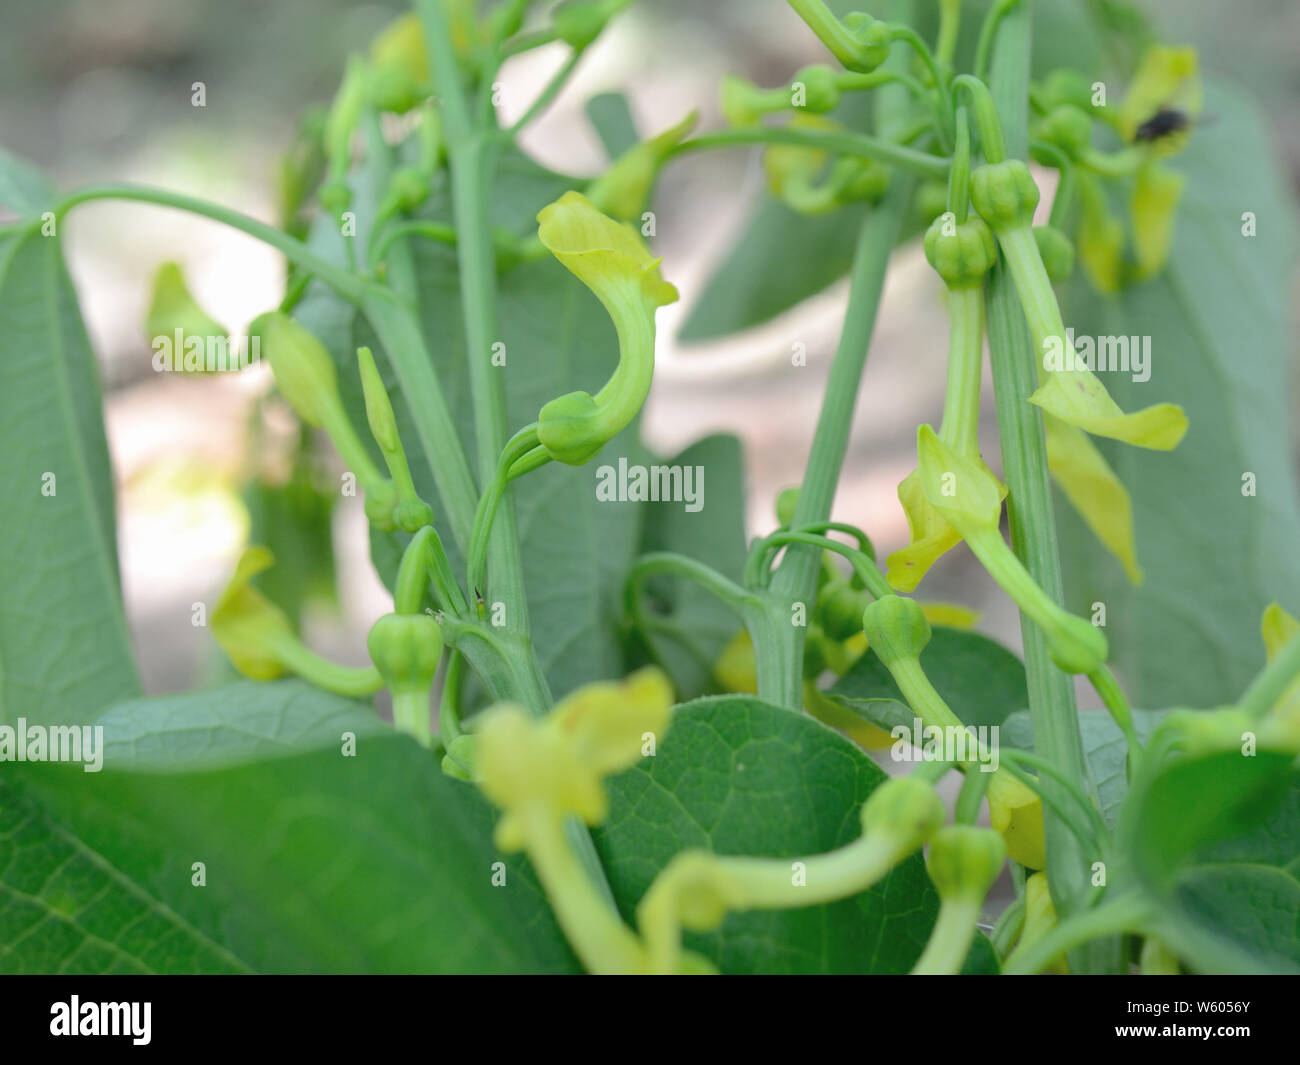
top-left (1, 0), bottom-right (1296, 695)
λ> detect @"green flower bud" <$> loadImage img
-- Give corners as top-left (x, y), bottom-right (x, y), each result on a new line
top-left (858, 776), bottom-right (946, 852)
top-left (534, 192), bottom-right (677, 465)
top-left (441, 733), bottom-right (477, 781)
top-left (553, 0), bottom-right (629, 51)
top-left (383, 167), bottom-right (430, 213)
top-left (1033, 224), bottom-right (1075, 285)
top-left (1039, 69), bottom-right (1099, 114)
top-left (803, 622), bottom-right (829, 679)
top-left (537, 391), bottom-right (606, 466)
top-left (320, 178), bottom-right (351, 215)
top-left (923, 213), bottom-right (997, 288)
top-left (860, 594), bottom-right (931, 669)
top-left (145, 263), bottom-right (228, 371)
top-left (369, 13), bottom-right (431, 113)
top-left (367, 612), bottom-right (444, 695)
top-left (842, 14), bottom-right (893, 74)
top-left (324, 57), bottom-right (368, 177)
top-left (775, 486), bottom-right (800, 526)
top-left (250, 311), bottom-right (340, 428)
top-left (833, 157), bottom-right (890, 205)
top-left (914, 180), bottom-right (951, 225)
top-left (819, 580), bottom-right (870, 641)
top-left (926, 825), bottom-right (1005, 903)
top-left (721, 75), bottom-right (766, 127)
top-left (792, 65), bottom-right (841, 114)
top-left (1038, 105), bottom-right (1093, 157)
top-left (970, 160), bottom-right (1040, 232)
top-left (1046, 612), bottom-right (1108, 674)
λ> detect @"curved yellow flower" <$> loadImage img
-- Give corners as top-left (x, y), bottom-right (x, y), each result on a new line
top-left (537, 190), bottom-right (679, 317)
top-left (885, 469), bottom-right (965, 592)
top-left (211, 546), bottom-right (293, 681)
top-left (917, 426), bottom-right (1108, 674)
top-left (473, 668), bottom-right (674, 974)
top-left (535, 192), bottom-right (678, 465)
top-left (986, 770), bottom-right (1046, 870)
top-left (211, 546), bottom-right (382, 695)
top-left (1261, 602), bottom-right (1300, 716)
top-left (476, 667), bottom-right (674, 849)
top-left (1044, 415), bottom-right (1143, 584)
top-left (1028, 368), bottom-right (1186, 451)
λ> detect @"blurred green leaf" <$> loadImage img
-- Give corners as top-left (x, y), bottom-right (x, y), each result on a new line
top-left (1120, 746), bottom-right (1299, 973)
top-left (1057, 82), bottom-right (1300, 708)
top-left (0, 152), bottom-right (138, 726)
top-left (2, 696), bottom-right (578, 973)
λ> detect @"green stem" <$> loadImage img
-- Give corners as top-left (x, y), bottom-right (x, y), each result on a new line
top-left (625, 552), bottom-right (763, 621)
top-left (421, 0), bottom-right (529, 636)
top-left (912, 898), bottom-right (982, 974)
top-left (1239, 632), bottom-right (1300, 719)
top-left (669, 127), bottom-right (948, 181)
top-left (507, 50), bottom-right (584, 138)
top-left (750, 531), bottom-right (889, 599)
top-left (369, 220), bottom-right (458, 269)
top-left (264, 632), bottom-right (383, 697)
top-left (1002, 892), bottom-right (1150, 975)
top-left (952, 74), bottom-right (1007, 163)
top-left (467, 425), bottom-right (542, 599)
top-left (984, 2), bottom-right (1112, 973)
top-left (766, 174), bottom-right (912, 708)
top-left (974, 0), bottom-right (1022, 83)
top-left (50, 184), bottom-right (363, 301)
top-left (1088, 664), bottom-right (1142, 775)
top-left (360, 290), bottom-right (479, 550)
top-left (785, 0), bottom-right (871, 70)
top-left (989, 895), bottom-right (1027, 959)
top-left (935, 0), bottom-right (962, 66)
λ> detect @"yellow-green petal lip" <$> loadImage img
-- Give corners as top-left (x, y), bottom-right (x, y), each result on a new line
top-left (1118, 45), bottom-right (1201, 150)
top-left (536, 190), bottom-right (679, 310)
top-left (885, 468), bottom-right (962, 593)
top-left (1028, 371), bottom-right (1188, 450)
top-left (1131, 161), bottom-right (1186, 280)
top-left (1044, 415), bottom-right (1143, 584)
top-left (915, 424), bottom-right (1006, 532)
top-left (211, 545), bottom-right (295, 680)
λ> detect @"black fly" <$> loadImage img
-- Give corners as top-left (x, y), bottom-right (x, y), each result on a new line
top-left (1133, 107), bottom-right (1190, 143)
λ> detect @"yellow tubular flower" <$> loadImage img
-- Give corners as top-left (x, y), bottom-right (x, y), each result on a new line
top-left (986, 770), bottom-right (1046, 870)
top-left (1043, 415), bottom-right (1143, 584)
top-left (1018, 872), bottom-right (1069, 973)
top-left (211, 546), bottom-right (292, 680)
top-left (473, 669), bottom-right (675, 973)
top-left (916, 426), bottom-right (1108, 674)
top-left (886, 469), bottom-right (964, 593)
top-left (1130, 161), bottom-right (1186, 281)
top-left (211, 546), bottom-right (383, 695)
top-left (535, 192), bottom-right (678, 465)
top-left (1261, 602), bottom-right (1300, 716)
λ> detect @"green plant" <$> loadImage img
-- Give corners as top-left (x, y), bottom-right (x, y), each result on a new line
top-left (1, 0), bottom-right (1297, 975)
